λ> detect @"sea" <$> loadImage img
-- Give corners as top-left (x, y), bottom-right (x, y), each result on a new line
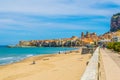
top-left (0, 46), bottom-right (77, 65)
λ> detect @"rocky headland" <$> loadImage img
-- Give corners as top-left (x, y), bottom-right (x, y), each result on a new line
top-left (110, 13), bottom-right (120, 32)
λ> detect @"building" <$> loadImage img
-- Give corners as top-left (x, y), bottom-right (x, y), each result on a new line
top-left (112, 36), bottom-right (120, 42)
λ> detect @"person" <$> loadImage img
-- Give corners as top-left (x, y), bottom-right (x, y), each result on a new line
top-left (86, 61), bottom-right (89, 65)
top-left (103, 44), bottom-right (105, 49)
top-left (32, 61), bottom-right (36, 64)
top-left (59, 51), bottom-right (61, 54)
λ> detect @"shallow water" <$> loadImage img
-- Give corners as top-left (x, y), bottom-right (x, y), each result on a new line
top-left (0, 46), bottom-right (77, 65)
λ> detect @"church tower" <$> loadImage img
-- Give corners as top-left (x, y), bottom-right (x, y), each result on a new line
top-left (81, 32), bottom-right (84, 38)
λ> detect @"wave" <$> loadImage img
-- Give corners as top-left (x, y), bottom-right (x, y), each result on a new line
top-left (0, 57), bottom-right (14, 61)
top-left (0, 54), bottom-right (35, 65)
top-left (26, 54), bottom-right (34, 57)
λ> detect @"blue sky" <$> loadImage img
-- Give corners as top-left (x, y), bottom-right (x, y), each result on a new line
top-left (0, 0), bottom-right (120, 45)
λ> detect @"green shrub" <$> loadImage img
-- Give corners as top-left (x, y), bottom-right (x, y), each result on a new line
top-left (107, 42), bottom-right (114, 49)
top-left (107, 42), bottom-right (120, 52)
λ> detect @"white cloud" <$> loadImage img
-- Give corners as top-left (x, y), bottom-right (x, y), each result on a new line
top-left (0, 18), bottom-right (16, 23)
top-left (1, 0), bottom-right (119, 44)
top-left (0, 0), bottom-right (119, 16)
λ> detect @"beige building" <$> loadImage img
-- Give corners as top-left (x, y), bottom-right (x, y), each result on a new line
top-left (112, 36), bottom-right (120, 42)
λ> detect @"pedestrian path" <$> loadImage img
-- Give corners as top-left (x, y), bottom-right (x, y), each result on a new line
top-left (100, 49), bottom-right (120, 80)
top-left (104, 49), bottom-right (120, 68)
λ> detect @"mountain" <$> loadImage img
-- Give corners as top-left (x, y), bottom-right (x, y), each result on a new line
top-left (110, 13), bottom-right (120, 32)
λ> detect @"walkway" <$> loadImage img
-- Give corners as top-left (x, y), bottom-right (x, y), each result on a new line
top-left (104, 49), bottom-right (120, 68)
top-left (100, 49), bottom-right (120, 80)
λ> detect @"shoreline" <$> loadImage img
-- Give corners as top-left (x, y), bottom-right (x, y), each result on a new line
top-left (7, 45), bottom-right (81, 48)
top-left (0, 48), bottom-right (91, 80)
top-left (0, 48), bottom-right (80, 66)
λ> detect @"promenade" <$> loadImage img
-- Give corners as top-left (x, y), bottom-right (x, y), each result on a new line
top-left (100, 49), bottom-right (120, 80)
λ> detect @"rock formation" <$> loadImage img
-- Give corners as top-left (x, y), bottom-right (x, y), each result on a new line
top-left (98, 13), bottom-right (120, 41)
top-left (110, 13), bottom-right (120, 32)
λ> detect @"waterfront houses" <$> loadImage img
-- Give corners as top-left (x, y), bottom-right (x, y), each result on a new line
top-left (16, 32), bottom-right (99, 47)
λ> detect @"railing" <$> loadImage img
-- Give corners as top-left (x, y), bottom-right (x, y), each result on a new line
top-left (80, 47), bottom-right (99, 80)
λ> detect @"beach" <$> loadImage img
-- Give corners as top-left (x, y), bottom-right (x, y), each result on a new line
top-left (0, 49), bottom-right (91, 80)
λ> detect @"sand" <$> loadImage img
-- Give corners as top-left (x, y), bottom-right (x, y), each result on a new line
top-left (0, 49), bottom-right (91, 80)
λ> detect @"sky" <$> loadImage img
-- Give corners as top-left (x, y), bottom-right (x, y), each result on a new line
top-left (0, 0), bottom-right (120, 45)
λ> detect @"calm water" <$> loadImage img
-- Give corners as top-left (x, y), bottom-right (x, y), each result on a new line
top-left (0, 46), bottom-right (77, 65)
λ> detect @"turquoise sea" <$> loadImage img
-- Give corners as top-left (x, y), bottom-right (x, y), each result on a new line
top-left (0, 46), bottom-right (77, 65)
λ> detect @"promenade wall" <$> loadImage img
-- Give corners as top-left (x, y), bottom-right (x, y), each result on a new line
top-left (81, 47), bottom-right (99, 80)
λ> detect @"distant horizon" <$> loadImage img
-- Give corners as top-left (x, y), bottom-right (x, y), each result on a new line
top-left (0, 0), bottom-right (120, 45)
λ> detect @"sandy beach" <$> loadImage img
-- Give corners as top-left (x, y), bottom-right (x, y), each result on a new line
top-left (0, 49), bottom-right (91, 80)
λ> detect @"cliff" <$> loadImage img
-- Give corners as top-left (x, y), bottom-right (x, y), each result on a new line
top-left (110, 13), bottom-right (120, 32)
top-left (98, 13), bottom-right (120, 40)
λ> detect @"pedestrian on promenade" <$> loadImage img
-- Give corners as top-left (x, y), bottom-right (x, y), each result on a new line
top-left (103, 44), bottom-right (105, 49)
